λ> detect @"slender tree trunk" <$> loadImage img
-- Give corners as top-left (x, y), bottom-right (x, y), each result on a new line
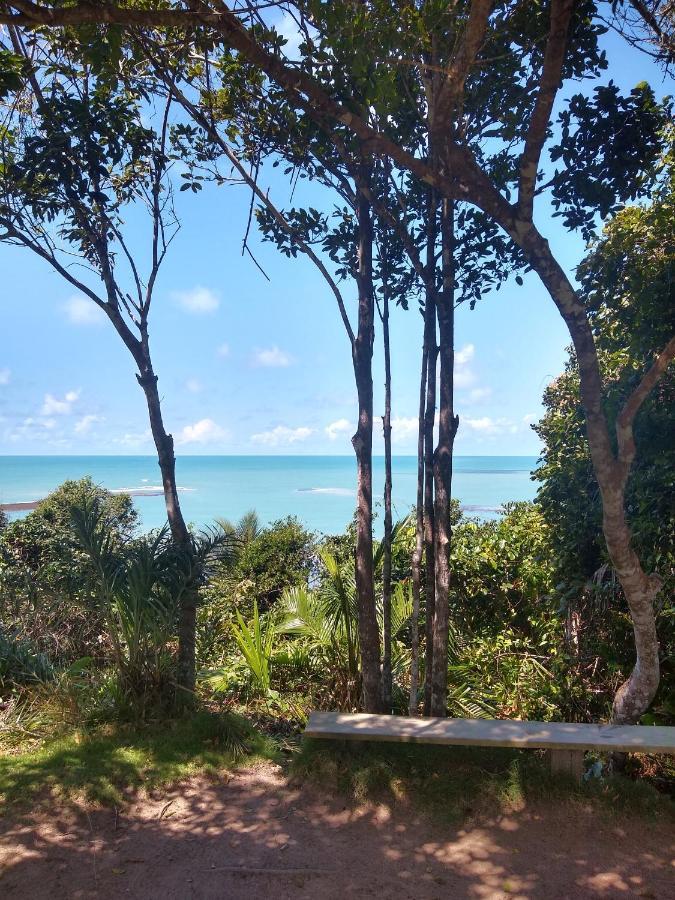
top-left (135, 342), bottom-right (196, 701)
top-left (510, 220), bottom-right (663, 723)
top-left (352, 171), bottom-right (381, 713)
top-left (423, 189), bottom-right (438, 716)
top-left (381, 281), bottom-right (393, 712)
top-left (409, 329), bottom-right (428, 716)
top-left (430, 199), bottom-right (458, 717)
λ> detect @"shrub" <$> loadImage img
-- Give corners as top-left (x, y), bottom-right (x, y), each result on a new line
top-left (0, 627), bottom-right (53, 691)
top-left (0, 478), bottom-right (137, 665)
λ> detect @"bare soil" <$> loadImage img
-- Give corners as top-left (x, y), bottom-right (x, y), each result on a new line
top-left (0, 762), bottom-right (672, 899)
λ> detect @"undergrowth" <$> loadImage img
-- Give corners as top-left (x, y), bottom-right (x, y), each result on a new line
top-left (292, 738), bottom-right (675, 825)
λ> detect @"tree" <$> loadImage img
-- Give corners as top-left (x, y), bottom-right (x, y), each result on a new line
top-left (3, 0), bottom-right (673, 721)
top-left (0, 28), bottom-right (200, 697)
top-left (535, 168), bottom-right (675, 719)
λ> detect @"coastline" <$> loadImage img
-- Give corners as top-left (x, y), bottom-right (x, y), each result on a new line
top-left (0, 455), bottom-right (537, 533)
top-left (1, 488), bottom-right (167, 513)
top-left (1, 500), bottom-right (40, 512)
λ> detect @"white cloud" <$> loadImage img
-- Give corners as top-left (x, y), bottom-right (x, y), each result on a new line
top-left (217, 343), bottom-right (230, 358)
top-left (176, 418), bottom-right (227, 445)
top-left (455, 343), bottom-right (477, 389)
top-left (522, 412), bottom-right (537, 425)
top-left (41, 390), bottom-right (80, 416)
top-left (464, 416), bottom-right (498, 434)
top-left (253, 346), bottom-right (293, 368)
top-left (469, 386), bottom-right (492, 402)
top-left (9, 416), bottom-right (59, 441)
top-left (391, 416), bottom-right (419, 444)
top-left (0, 368), bottom-right (10, 386)
top-left (74, 414), bottom-right (105, 434)
top-left (325, 418), bottom-right (353, 441)
top-left (185, 378), bottom-right (203, 394)
top-left (113, 429), bottom-right (152, 449)
top-left (173, 286), bottom-right (220, 314)
top-left (250, 425), bottom-right (313, 448)
top-left (464, 416), bottom-right (518, 436)
top-left (455, 344), bottom-right (475, 367)
top-left (64, 295), bottom-right (106, 326)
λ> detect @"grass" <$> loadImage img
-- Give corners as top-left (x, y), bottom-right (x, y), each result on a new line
top-left (2, 713), bottom-right (672, 825)
top-left (292, 738), bottom-right (675, 825)
top-left (0, 711), bottom-right (279, 809)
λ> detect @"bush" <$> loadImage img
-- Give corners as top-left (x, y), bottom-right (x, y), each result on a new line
top-left (0, 478), bottom-right (137, 665)
top-left (197, 514), bottom-right (315, 669)
top-left (0, 627), bottom-right (53, 691)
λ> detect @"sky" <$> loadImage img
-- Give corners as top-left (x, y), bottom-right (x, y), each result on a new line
top-left (0, 23), bottom-right (670, 457)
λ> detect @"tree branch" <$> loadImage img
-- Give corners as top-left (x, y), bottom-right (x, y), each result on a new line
top-left (616, 334), bottom-right (675, 478)
top-left (149, 58), bottom-right (356, 345)
top-left (434, 0), bottom-right (494, 129)
top-left (517, 0), bottom-right (574, 220)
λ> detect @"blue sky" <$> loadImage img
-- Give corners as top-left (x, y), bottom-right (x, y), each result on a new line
top-left (0, 26), bottom-right (669, 456)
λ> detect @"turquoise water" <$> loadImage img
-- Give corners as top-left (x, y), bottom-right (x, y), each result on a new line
top-left (0, 455), bottom-right (539, 535)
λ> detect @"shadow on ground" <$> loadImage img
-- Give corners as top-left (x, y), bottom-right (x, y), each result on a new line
top-left (0, 760), bottom-right (672, 899)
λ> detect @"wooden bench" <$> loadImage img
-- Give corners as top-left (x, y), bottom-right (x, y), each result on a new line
top-left (305, 712), bottom-right (675, 779)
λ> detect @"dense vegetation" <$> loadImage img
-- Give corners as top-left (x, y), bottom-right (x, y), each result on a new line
top-left (0, 2), bottom-right (673, 807)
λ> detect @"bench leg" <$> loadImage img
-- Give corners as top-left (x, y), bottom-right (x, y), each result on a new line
top-left (550, 749), bottom-right (584, 780)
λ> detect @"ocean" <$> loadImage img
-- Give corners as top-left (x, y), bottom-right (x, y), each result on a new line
top-left (0, 455), bottom-right (539, 536)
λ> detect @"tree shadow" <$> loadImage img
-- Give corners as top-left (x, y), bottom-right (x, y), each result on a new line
top-left (0, 755), bottom-right (673, 899)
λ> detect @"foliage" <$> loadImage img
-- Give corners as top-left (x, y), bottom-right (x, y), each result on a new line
top-left (440, 504), bottom-right (567, 720)
top-left (70, 500), bottom-right (182, 716)
top-left (71, 497), bottom-right (237, 717)
top-left (534, 172), bottom-right (675, 722)
top-left (0, 478), bottom-right (137, 664)
top-left (229, 601), bottom-right (275, 696)
top-left (210, 514), bottom-right (315, 612)
top-left (275, 551), bottom-right (360, 708)
top-left (0, 627), bottom-right (53, 691)
top-left (294, 739), bottom-right (674, 825)
top-left (197, 514), bottom-right (315, 669)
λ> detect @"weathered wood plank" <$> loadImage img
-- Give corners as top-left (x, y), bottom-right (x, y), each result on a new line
top-left (305, 712), bottom-right (675, 754)
top-left (550, 749), bottom-right (585, 779)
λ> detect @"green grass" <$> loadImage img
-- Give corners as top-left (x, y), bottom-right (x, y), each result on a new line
top-left (293, 739), bottom-right (675, 824)
top-left (3, 717), bottom-right (672, 825)
top-left (0, 711), bottom-right (279, 809)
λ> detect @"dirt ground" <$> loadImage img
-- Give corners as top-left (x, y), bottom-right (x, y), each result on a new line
top-left (0, 762), bottom-right (672, 899)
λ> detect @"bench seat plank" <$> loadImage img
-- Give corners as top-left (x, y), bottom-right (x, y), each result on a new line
top-left (305, 712), bottom-right (675, 755)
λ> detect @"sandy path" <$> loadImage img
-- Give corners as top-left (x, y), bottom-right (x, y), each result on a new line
top-left (0, 762), bottom-right (672, 899)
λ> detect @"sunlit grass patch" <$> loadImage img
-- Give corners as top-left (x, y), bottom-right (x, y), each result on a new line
top-left (0, 711), bottom-right (277, 809)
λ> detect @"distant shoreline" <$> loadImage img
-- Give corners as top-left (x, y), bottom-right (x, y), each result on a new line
top-left (1, 488), bottom-right (167, 513)
top-left (1, 500), bottom-right (40, 512)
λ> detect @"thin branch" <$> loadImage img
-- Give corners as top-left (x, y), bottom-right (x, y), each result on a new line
top-left (517, 0), bottom-right (574, 220)
top-left (146, 54), bottom-right (356, 345)
top-left (615, 334), bottom-right (675, 479)
top-left (434, 0), bottom-right (494, 128)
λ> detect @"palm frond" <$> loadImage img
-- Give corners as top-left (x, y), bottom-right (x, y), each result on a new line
top-left (230, 600), bottom-right (274, 693)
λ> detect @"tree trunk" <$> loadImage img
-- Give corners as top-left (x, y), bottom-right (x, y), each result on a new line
top-left (351, 173), bottom-right (382, 713)
top-left (511, 220), bottom-right (662, 724)
top-left (381, 279), bottom-right (393, 712)
top-left (136, 353), bottom-right (196, 701)
top-left (430, 199), bottom-right (458, 717)
top-left (409, 327), bottom-right (428, 716)
top-left (422, 191), bottom-right (438, 717)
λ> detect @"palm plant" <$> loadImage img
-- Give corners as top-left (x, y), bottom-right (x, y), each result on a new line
top-left (230, 600), bottom-right (275, 695)
top-left (71, 496), bottom-right (237, 715)
top-left (217, 510), bottom-right (261, 544)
